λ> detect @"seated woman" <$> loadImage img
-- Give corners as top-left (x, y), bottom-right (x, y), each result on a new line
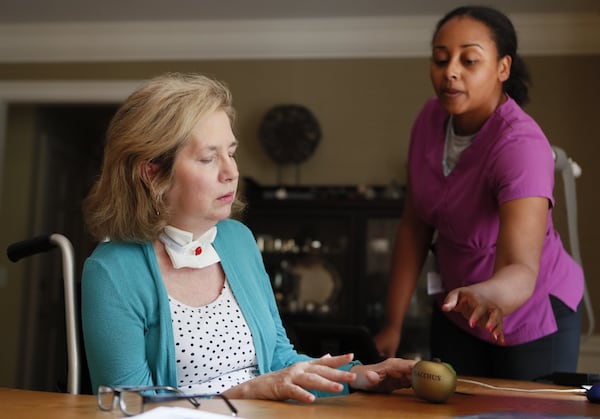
top-left (81, 72), bottom-right (415, 402)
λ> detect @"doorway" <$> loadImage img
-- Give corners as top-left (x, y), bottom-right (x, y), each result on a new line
top-left (18, 104), bottom-right (117, 392)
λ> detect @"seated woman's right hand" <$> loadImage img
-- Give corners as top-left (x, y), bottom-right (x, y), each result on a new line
top-left (223, 353), bottom-right (356, 402)
top-left (374, 326), bottom-right (401, 359)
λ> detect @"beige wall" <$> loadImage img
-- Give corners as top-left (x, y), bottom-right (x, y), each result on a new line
top-left (0, 55), bottom-right (598, 386)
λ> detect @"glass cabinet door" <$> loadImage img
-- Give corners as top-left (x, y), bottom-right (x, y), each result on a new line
top-left (249, 213), bottom-right (357, 325)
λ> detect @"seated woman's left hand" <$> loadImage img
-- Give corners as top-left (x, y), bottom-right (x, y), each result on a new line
top-left (349, 358), bottom-right (416, 393)
top-left (442, 287), bottom-right (505, 345)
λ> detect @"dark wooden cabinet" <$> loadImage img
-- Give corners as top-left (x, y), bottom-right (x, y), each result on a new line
top-left (241, 179), bottom-right (431, 362)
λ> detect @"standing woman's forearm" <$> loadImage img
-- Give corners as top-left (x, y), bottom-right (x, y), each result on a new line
top-left (383, 189), bottom-right (434, 330)
top-left (486, 196), bottom-right (548, 314)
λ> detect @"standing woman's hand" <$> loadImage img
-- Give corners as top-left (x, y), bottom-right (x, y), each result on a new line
top-left (374, 326), bottom-right (402, 359)
top-left (223, 353), bottom-right (357, 402)
top-left (442, 287), bottom-right (505, 345)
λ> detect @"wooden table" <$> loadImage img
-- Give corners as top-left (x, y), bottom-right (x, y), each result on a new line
top-left (1, 377), bottom-right (598, 418)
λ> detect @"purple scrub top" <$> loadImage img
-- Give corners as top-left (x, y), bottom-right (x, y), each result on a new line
top-left (408, 97), bottom-right (584, 345)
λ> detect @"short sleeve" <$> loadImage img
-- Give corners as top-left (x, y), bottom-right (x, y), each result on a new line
top-left (489, 132), bottom-right (555, 207)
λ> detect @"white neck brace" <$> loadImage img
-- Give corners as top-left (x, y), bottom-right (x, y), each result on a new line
top-left (158, 225), bottom-right (220, 269)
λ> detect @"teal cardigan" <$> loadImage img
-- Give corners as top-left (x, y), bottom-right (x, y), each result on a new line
top-left (82, 219), bottom-right (358, 396)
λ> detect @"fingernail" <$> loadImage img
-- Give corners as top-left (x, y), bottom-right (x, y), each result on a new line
top-left (469, 320), bottom-right (475, 328)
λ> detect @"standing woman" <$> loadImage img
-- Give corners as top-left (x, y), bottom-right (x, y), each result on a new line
top-left (375, 6), bottom-right (584, 380)
top-left (81, 72), bottom-right (415, 400)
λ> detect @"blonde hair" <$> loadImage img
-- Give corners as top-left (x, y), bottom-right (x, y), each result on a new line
top-left (83, 73), bottom-right (242, 242)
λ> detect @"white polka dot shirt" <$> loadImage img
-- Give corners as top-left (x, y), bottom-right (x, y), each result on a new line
top-left (169, 280), bottom-right (258, 394)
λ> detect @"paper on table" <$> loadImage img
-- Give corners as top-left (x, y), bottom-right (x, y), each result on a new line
top-left (129, 406), bottom-right (246, 419)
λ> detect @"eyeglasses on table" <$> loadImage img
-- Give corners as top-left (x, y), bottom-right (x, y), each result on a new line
top-left (97, 385), bottom-right (238, 416)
